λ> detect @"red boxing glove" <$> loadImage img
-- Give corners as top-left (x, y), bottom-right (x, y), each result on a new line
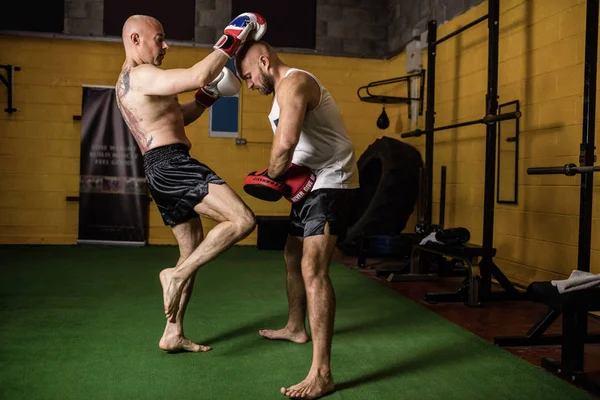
top-left (214, 12), bottom-right (267, 59)
top-left (284, 164), bottom-right (316, 204)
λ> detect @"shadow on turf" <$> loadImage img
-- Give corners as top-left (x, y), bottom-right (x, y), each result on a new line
top-left (335, 340), bottom-right (475, 393)
top-left (197, 314), bottom-right (287, 346)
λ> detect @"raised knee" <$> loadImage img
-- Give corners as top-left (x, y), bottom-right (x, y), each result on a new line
top-left (236, 209), bottom-right (256, 238)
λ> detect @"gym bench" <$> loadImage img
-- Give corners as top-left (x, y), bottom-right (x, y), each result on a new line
top-left (495, 282), bottom-right (600, 395)
top-left (413, 242), bottom-right (526, 307)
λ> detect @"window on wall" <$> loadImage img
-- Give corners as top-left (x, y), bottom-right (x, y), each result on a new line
top-left (231, 0), bottom-right (316, 49)
top-left (0, 0), bottom-right (64, 32)
top-left (104, 0), bottom-right (195, 41)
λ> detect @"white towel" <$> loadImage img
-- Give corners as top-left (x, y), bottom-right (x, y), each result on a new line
top-left (419, 232), bottom-right (443, 246)
top-left (551, 270), bottom-right (600, 294)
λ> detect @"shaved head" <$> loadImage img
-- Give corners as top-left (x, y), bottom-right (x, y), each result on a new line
top-left (235, 40), bottom-right (283, 95)
top-left (235, 40), bottom-right (275, 75)
top-left (122, 15), bottom-right (162, 41)
top-left (121, 15), bottom-right (168, 66)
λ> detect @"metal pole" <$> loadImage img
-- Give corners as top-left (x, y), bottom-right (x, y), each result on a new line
top-left (1, 65), bottom-right (19, 113)
top-left (440, 166), bottom-right (447, 228)
top-left (424, 20), bottom-right (437, 226)
top-left (482, 0), bottom-right (500, 250)
top-left (417, 167), bottom-right (424, 221)
top-left (7, 66), bottom-right (14, 113)
top-left (577, 0), bottom-right (598, 274)
top-left (401, 111), bottom-right (521, 138)
top-left (435, 14), bottom-right (489, 45)
top-left (527, 164), bottom-right (600, 176)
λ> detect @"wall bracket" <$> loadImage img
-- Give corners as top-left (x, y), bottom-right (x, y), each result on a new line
top-left (0, 64), bottom-right (21, 113)
top-left (357, 70), bottom-right (425, 116)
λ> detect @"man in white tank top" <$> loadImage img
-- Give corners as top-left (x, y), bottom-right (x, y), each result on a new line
top-left (236, 40), bottom-right (359, 399)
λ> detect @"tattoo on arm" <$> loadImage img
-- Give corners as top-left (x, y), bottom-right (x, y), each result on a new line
top-left (116, 69), bottom-right (154, 150)
top-left (120, 69), bottom-right (130, 97)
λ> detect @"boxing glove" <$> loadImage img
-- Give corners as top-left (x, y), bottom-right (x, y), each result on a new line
top-left (284, 164), bottom-right (316, 204)
top-left (243, 168), bottom-right (289, 202)
top-left (195, 67), bottom-right (241, 108)
top-left (214, 12), bottom-right (267, 59)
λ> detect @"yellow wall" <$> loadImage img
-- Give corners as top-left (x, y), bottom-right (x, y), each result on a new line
top-left (0, 36), bottom-right (397, 245)
top-left (388, 0), bottom-right (595, 285)
top-left (1, 0), bottom-right (593, 287)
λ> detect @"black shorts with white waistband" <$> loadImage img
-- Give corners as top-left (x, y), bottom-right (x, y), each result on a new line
top-left (288, 188), bottom-right (357, 238)
top-left (143, 143), bottom-right (225, 227)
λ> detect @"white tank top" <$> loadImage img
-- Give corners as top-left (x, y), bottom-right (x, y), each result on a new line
top-left (268, 68), bottom-right (359, 190)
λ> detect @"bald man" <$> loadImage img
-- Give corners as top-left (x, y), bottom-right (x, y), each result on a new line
top-left (115, 14), bottom-right (265, 353)
top-left (235, 40), bottom-right (359, 399)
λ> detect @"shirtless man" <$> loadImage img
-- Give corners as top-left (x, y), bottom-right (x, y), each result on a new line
top-left (115, 14), bottom-right (265, 352)
top-left (235, 40), bottom-right (359, 399)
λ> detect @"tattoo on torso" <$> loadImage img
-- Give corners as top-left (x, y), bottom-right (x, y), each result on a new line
top-left (116, 68), bottom-right (154, 151)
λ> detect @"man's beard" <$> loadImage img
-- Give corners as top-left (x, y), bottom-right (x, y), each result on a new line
top-left (259, 73), bottom-right (275, 95)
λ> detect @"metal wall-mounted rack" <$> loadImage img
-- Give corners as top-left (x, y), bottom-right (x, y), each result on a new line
top-left (1, 64), bottom-right (21, 113)
top-left (357, 70), bottom-right (425, 117)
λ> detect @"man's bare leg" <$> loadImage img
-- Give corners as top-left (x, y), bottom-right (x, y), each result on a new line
top-left (159, 218), bottom-right (210, 352)
top-left (281, 231), bottom-right (337, 400)
top-left (161, 183), bottom-right (256, 321)
top-left (259, 235), bottom-right (310, 344)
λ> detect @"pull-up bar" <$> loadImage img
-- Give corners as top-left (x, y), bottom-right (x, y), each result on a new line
top-left (435, 14), bottom-right (489, 45)
top-left (400, 110), bottom-right (521, 138)
top-left (527, 164), bottom-right (600, 176)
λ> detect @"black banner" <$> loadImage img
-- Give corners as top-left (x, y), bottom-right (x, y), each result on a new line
top-left (78, 86), bottom-right (149, 245)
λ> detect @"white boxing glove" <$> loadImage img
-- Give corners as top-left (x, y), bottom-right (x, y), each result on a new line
top-left (195, 67), bottom-right (241, 108)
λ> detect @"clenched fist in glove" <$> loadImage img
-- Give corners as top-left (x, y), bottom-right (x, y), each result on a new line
top-left (195, 66), bottom-right (241, 108)
top-left (214, 12), bottom-right (267, 59)
top-left (284, 164), bottom-right (316, 203)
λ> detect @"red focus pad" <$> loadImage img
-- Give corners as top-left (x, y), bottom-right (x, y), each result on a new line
top-left (284, 164), bottom-right (316, 204)
top-left (243, 169), bottom-right (289, 202)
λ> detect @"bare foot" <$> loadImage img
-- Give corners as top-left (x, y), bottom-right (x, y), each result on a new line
top-left (159, 268), bottom-right (185, 322)
top-left (280, 372), bottom-right (335, 399)
top-left (259, 327), bottom-right (310, 344)
top-left (159, 333), bottom-right (211, 353)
